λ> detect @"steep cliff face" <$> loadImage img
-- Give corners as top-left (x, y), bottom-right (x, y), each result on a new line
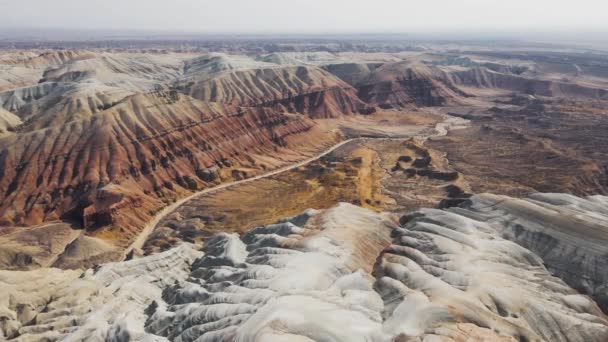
top-left (258, 85), bottom-right (367, 118)
top-left (1, 196), bottom-right (607, 341)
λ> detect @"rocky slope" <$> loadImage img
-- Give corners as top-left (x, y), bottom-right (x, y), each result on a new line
top-left (3, 48), bottom-right (608, 272)
top-left (0, 50), bottom-right (96, 91)
top-left (351, 61), bottom-right (468, 108)
top-left (461, 193), bottom-right (608, 312)
top-left (177, 56), bottom-right (368, 118)
top-left (2, 193), bottom-right (607, 341)
top-left (0, 92), bottom-right (315, 229)
top-left (0, 50), bottom-right (463, 270)
top-left (0, 82), bottom-right (133, 131)
top-left (387, 193), bottom-right (608, 341)
top-left (0, 90), bottom-right (334, 269)
top-left (0, 243), bottom-right (200, 341)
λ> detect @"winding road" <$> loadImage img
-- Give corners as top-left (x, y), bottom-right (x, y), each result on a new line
top-left (124, 114), bottom-right (469, 258)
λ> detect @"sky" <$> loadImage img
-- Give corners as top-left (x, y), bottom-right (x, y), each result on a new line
top-left (0, 0), bottom-right (607, 34)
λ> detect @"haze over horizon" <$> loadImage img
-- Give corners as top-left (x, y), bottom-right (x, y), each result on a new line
top-left (0, 0), bottom-right (607, 35)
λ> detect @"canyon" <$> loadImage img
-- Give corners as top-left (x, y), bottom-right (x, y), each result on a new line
top-left (0, 39), bottom-right (608, 341)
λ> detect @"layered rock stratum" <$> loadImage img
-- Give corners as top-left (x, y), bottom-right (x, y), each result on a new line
top-left (2, 192), bottom-right (607, 341)
top-left (2, 41), bottom-right (608, 342)
top-left (2, 48), bottom-right (608, 270)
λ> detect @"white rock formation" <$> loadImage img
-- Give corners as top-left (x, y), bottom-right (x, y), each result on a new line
top-left (146, 204), bottom-right (394, 342)
top-left (2, 195), bottom-right (608, 341)
top-left (380, 193), bottom-right (608, 341)
top-left (458, 193), bottom-right (608, 312)
top-left (0, 244), bottom-right (201, 341)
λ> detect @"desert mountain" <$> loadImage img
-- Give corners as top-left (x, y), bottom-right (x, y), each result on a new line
top-left (354, 60), bottom-right (469, 107)
top-left (1, 37), bottom-right (608, 342)
top-left (177, 56), bottom-right (367, 118)
top-left (1, 47), bottom-right (608, 274)
top-left (0, 91), bottom-right (320, 233)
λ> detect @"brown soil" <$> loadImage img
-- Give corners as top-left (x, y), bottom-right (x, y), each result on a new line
top-left (428, 98), bottom-right (608, 197)
top-left (142, 142), bottom-right (388, 254)
top-left (142, 136), bottom-right (466, 255)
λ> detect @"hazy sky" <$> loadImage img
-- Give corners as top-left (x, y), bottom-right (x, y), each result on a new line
top-left (0, 0), bottom-right (607, 33)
